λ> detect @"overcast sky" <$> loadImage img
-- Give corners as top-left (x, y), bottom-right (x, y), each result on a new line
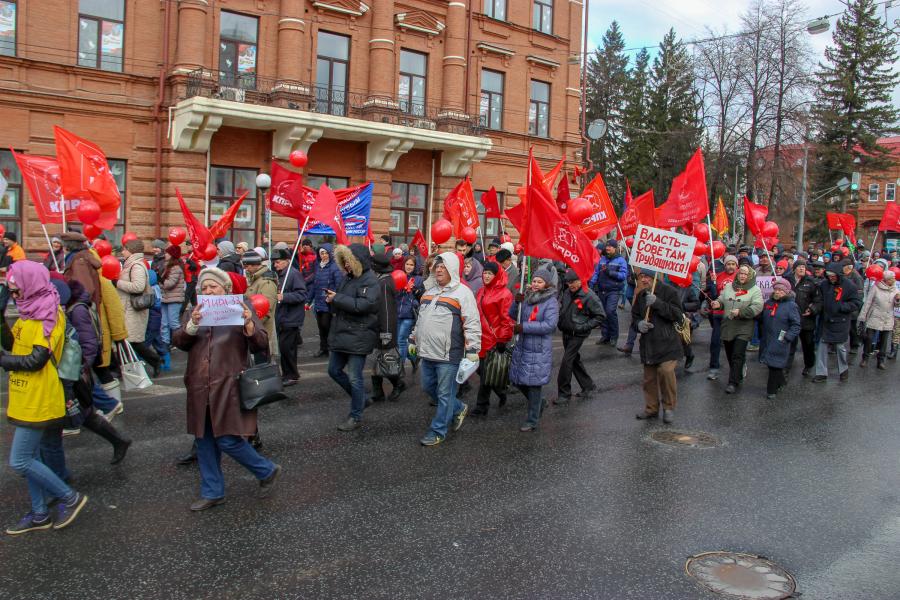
top-left (585, 0), bottom-right (900, 105)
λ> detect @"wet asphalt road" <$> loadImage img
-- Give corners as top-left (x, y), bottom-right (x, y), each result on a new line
top-left (1, 314), bottom-right (899, 600)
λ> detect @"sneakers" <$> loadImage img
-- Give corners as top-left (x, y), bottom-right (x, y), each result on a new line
top-left (725, 383), bottom-right (737, 394)
top-left (420, 432), bottom-right (444, 446)
top-left (839, 370), bottom-right (849, 382)
top-left (282, 378), bottom-right (299, 387)
top-left (635, 411), bottom-right (658, 420)
top-left (707, 369), bottom-right (719, 381)
top-left (812, 375), bottom-right (827, 383)
top-left (747, 343), bottom-right (759, 352)
top-left (337, 418), bottom-right (361, 432)
top-left (519, 423), bottom-right (537, 432)
top-left (53, 492), bottom-right (88, 530)
top-left (553, 396), bottom-right (571, 406)
top-left (576, 386), bottom-right (596, 399)
top-left (452, 404), bottom-right (468, 432)
top-left (190, 497), bottom-right (225, 512)
top-left (6, 512), bottom-right (53, 535)
top-left (257, 464), bottom-right (282, 499)
top-left (684, 355), bottom-right (695, 370)
top-left (107, 401), bottom-right (125, 421)
top-left (62, 428), bottom-right (81, 437)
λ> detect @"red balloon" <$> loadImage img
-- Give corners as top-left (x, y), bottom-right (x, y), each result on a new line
top-left (460, 226), bottom-right (477, 245)
top-left (889, 266), bottom-right (900, 280)
top-left (100, 255), bottom-right (121, 280)
top-left (567, 198), bottom-right (593, 224)
top-left (76, 199), bottom-right (101, 225)
top-left (692, 242), bottom-right (709, 258)
top-left (93, 239), bottom-right (113, 257)
top-left (289, 150), bottom-right (308, 168)
top-left (834, 238), bottom-right (844, 247)
top-left (841, 247), bottom-right (850, 257)
top-left (500, 233), bottom-right (512, 243)
top-left (584, 228), bottom-right (601, 240)
top-left (391, 269), bottom-right (408, 291)
top-left (689, 255), bottom-right (701, 273)
top-left (250, 294), bottom-right (270, 319)
top-left (514, 243), bottom-right (524, 255)
top-left (83, 224), bottom-right (102, 240)
top-left (168, 227), bottom-right (187, 246)
top-left (693, 223), bottom-right (711, 243)
top-left (865, 264), bottom-right (884, 281)
top-left (670, 273), bottom-right (693, 288)
top-left (200, 242), bottom-right (218, 261)
top-left (431, 218), bottom-right (453, 245)
top-left (711, 241), bottom-right (726, 259)
top-left (121, 231), bottom-right (138, 245)
top-left (762, 221), bottom-right (779, 238)
top-left (625, 236), bottom-right (635, 248)
top-left (0, 223), bottom-right (5, 237)
top-left (682, 221), bottom-right (694, 236)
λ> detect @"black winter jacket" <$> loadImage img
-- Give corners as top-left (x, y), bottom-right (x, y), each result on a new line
top-left (792, 274), bottom-right (822, 331)
top-left (632, 280), bottom-right (684, 365)
top-left (275, 266), bottom-right (308, 328)
top-left (327, 244), bottom-right (381, 355)
top-left (818, 265), bottom-right (863, 344)
top-left (374, 273), bottom-right (399, 350)
top-left (558, 286), bottom-right (605, 337)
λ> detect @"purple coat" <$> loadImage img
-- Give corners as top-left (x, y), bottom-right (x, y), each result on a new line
top-left (510, 289), bottom-right (559, 387)
top-left (66, 288), bottom-right (99, 370)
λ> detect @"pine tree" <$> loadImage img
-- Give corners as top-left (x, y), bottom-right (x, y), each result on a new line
top-left (585, 22), bottom-right (628, 202)
top-left (813, 0), bottom-right (900, 216)
top-left (620, 49), bottom-right (654, 200)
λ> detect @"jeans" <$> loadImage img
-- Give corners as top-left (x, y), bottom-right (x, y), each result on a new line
top-left (9, 426), bottom-right (74, 515)
top-left (723, 338), bottom-right (749, 386)
top-left (516, 384), bottom-right (544, 427)
top-left (599, 290), bottom-right (621, 342)
top-left (160, 302), bottom-right (181, 347)
top-left (39, 427), bottom-right (69, 482)
top-left (195, 413), bottom-right (275, 500)
top-left (557, 334), bottom-right (593, 398)
top-left (397, 318), bottom-right (415, 365)
top-left (328, 351), bottom-right (368, 421)
top-left (815, 340), bottom-right (848, 376)
top-left (421, 359), bottom-right (462, 437)
top-left (146, 307), bottom-right (166, 356)
top-left (625, 319), bottom-right (638, 350)
top-left (708, 315), bottom-right (723, 369)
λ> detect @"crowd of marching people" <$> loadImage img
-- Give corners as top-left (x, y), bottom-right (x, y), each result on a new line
top-left (1, 226), bottom-right (898, 532)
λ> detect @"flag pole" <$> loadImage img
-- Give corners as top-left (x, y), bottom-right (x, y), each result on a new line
top-left (616, 223), bottom-right (638, 277)
top-left (61, 196), bottom-right (67, 232)
top-left (869, 231), bottom-right (879, 258)
top-left (643, 272), bottom-right (658, 321)
top-left (40, 223), bottom-right (61, 273)
top-left (706, 213), bottom-right (717, 278)
top-left (828, 229), bottom-right (833, 246)
top-left (281, 215), bottom-right (310, 295)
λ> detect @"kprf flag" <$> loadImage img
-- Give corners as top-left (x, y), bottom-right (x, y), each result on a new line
top-left (308, 184), bottom-right (348, 244)
top-left (656, 148), bottom-right (709, 229)
top-left (619, 190), bottom-right (656, 237)
top-left (411, 229), bottom-right (428, 257)
top-left (11, 151), bottom-right (65, 225)
top-left (208, 192), bottom-right (249, 240)
top-left (481, 187), bottom-right (501, 219)
top-left (711, 197), bottom-right (729, 235)
top-left (878, 203), bottom-right (900, 232)
top-left (575, 174), bottom-right (618, 237)
top-left (53, 126), bottom-right (120, 230)
top-left (442, 177), bottom-right (479, 237)
top-left (175, 188), bottom-right (213, 257)
top-left (519, 153), bottom-right (599, 283)
top-left (267, 162), bottom-right (305, 219)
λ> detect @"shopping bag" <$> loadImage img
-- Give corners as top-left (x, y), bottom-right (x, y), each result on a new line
top-left (118, 341), bottom-right (153, 391)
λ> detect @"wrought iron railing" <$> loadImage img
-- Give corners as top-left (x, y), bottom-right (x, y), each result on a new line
top-left (184, 69), bottom-right (485, 137)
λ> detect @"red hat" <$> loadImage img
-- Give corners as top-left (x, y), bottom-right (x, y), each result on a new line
top-left (226, 272), bottom-right (247, 294)
top-left (776, 260), bottom-right (789, 269)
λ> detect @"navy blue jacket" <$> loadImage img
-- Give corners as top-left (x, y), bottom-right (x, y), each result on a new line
top-left (759, 293), bottom-right (801, 368)
top-left (275, 266), bottom-right (308, 328)
top-left (396, 275), bottom-right (423, 320)
top-left (309, 243), bottom-right (344, 313)
top-left (589, 253), bottom-right (628, 293)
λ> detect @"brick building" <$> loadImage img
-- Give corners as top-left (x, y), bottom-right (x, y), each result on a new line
top-left (0, 0), bottom-right (584, 253)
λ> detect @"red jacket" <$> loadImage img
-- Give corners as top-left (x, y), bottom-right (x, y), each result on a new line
top-left (390, 255), bottom-right (406, 272)
top-left (475, 265), bottom-right (515, 358)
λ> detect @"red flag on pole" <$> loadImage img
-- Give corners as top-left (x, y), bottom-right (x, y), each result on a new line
top-left (619, 190), bottom-right (656, 237)
top-left (411, 229), bottom-right (428, 257)
top-left (481, 186), bottom-right (502, 219)
top-left (309, 184), bottom-right (348, 245)
top-left (208, 192), bottom-right (249, 240)
top-left (267, 162), bottom-right (305, 219)
top-left (52, 126), bottom-right (120, 229)
top-left (711, 197), bottom-right (729, 235)
top-left (556, 175), bottom-right (571, 212)
top-left (575, 174), bottom-right (618, 237)
top-left (175, 188), bottom-right (213, 257)
top-left (11, 151), bottom-right (65, 225)
top-left (656, 148), bottom-right (709, 229)
top-left (743, 197), bottom-right (768, 237)
top-left (878, 203), bottom-right (900, 232)
top-left (442, 177), bottom-right (479, 237)
top-left (623, 179), bottom-right (633, 208)
top-left (571, 165), bottom-right (584, 184)
top-left (837, 213), bottom-right (857, 244)
top-left (826, 211), bottom-right (843, 230)
top-left (543, 158), bottom-right (564, 190)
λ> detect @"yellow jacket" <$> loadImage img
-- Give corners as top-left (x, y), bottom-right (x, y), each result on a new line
top-left (98, 275), bottom-right (128, 367)
top-left (5, 310), bottom-right (66, 427)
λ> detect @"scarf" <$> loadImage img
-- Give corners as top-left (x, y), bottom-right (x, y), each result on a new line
top-left (7, 261), bottom-right (61, 338)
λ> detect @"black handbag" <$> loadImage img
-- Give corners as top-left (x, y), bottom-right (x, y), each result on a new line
top-left (374, 347), bottom-right (402, 378)
top-left (238, 358), bottom-right (287, 411)
top-left (482, 346), bottom-right (512, 388)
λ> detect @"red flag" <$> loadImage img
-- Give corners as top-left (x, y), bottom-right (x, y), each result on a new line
top-left (571, 165), bottom-right (584, 184)
top-left (825, 211), bottom-right (843, 230)
top-left (711, 197), bottom-right (729, 235)
top-left (623, 179), bottom-right (633, 208)
top-left (619, 190), bottom-right (656, 237)
top-left (365, 221), bottom-right (375, 246)
top-left (543, 158), bottom-right (564, 190)
top-left (504, 201), bottom-right (525, 234)
top-left (175, 188), bottom-right (213, 256)
top-left (442, 178), bottom-right (479, 237)
top-left (519, 154), bottom-right (599, 283)
top-left (481, 186), bottom-right (501, 219)
top-left (656, 148), bottom-right (709, 229)
top-left (209, 192), bottom-right (249, 240)
top-left (837, 213), bottom-right (857, 244)
top-left (52, 126), bottom-right (120, 229)
top-left (11, 151), bottom-right (65, 225)
top-left (411, 229), bottom-right (428, 257)
top-left (743, 197), bottom-right (768, 237)
top-left (556, 175), bottom-right (571, 212)
top-left (308, 184), bottom-right (348, 244)
top-left (267, 162), bottom-right (305, 219)
top-left (878, 203), bottom-right (900, 232)
top-left (575, 174), bottom-right (618, 237)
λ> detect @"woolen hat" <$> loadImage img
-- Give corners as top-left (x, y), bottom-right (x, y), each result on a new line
top-left (3, 231), bottom-right (16, 242)
top-left (270, 248), bottom-right (291, 261)
top-left (217, 240), bottom-right (235, 255)
top-left (564, 269), bottom-right (581, 283)
top-left (723, 255), bottom-right (738, 265)
top-left (166, 245), bottom-right (182, 259)
top-left (198, 267), bottom-right (233, 292)
top-left (241, 250), bottom-right (263, 265)
top-left (776, 260), bottom-right (789, 269)
top-left (371, 252), bottom-right (392, 274)
top-left (604, 239), bottom-right (618, 249)
top-left (482, 261), bottom-right (500, 275)
top-left (152, 239), bottom-right (167, 250)
top-left (500, 242), bottom-right (515, 254)
top-left (495, 249), bottom-right (512, 263)
top-left (534, 264), bottom-right (556, 286)
top-left (60, 232), bottom-right (87, 242)
top-left (772, 277), bottom-right (792, 293)
top-left (124, 239), bottom-right (144, 254)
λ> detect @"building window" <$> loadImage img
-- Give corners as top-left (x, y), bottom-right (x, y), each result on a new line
top-left (480, 70), bottom-right (504, 130)
top-left (107, 159), bottom-right (127, 246)
top-left (390, 182), bottom-right (427, 247)
top-left (533, 0), bottom-right (552, 34)
top-left (484, 0), bottom-right (506, 21)
top-left (529, 80), bottom-right (550, 137)
top-left (78, 0), bottom-right (124, 72)
top-left (868, 183), bottom-right (879, 203)
top-left (886, 183), bottom-right (895, 202)
top-left (316, 31), bottom-right (350, 117)
top-left (475, 189), bottom-right (504, 237)
top-left (306, 175), bottom-right (349, 190)
top-left (0, 1), bottom-right (16, 57)
top-left (219, 11), bottom-right (258, 89)
top-left (210, 166), bottom-right (258, 246)
top-left (399, 50), bottom-right (427, 116)
top-left (0, 149), bottom-right (22, 240)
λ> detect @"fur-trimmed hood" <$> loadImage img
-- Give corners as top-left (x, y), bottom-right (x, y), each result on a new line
top-left (334, 243), bottom-right (371, 278)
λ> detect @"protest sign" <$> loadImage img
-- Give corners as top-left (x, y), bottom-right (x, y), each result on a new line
top-left (629, 224), bottom-right (697, 279)
top-left (757, 276), bottom-right (775, 301)
top-left (197, 294), bottom-right (245, 327)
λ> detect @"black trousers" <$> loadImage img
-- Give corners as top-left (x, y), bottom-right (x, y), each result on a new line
top-left (791, 329), bottom-right (817, 369)
top-left (131, 341), bottom-right (160, 369)
top-left (767, 366), bottom-right (785, 394)
top-left (278, 327), bottom-right (300, 380)
top-left (850, 319), bottom-right (861, 349)
top-left (475, 363), bottom-right (507, 409)
top-left (864, 328), bottom-right (890, 357)
top-left (556, 334), bottom-right (593, 398)
top-left (316, 311), bottom-right (332, 353)
top-left (723, 338), bottom-right (749, 386)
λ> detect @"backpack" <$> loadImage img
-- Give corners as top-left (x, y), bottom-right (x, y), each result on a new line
top-left (68, 301), bottom-right (101, 343)
top-left (50, 316), bottom-right (84, 382)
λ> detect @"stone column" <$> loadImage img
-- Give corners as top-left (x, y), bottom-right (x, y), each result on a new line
top-left (440, 1), bottom-right (467, 114)
top-left (367, 0), bottom-right (396, 105)
top-left (173, 0), bottom-right (209, 74)
top-left (276, 0), bottom-right (306, 85)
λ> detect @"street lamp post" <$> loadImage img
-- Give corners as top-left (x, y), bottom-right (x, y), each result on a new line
top-left (255, 173), bottom-right (272, 261)
top-left (797, 145), bottom-right (809, 250)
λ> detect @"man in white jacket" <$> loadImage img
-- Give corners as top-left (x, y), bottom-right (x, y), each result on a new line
top-left (411, 252), bottom-right (481, 446)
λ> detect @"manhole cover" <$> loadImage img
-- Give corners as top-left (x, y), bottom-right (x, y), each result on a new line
top-left (685, 552), bottom-right (797, 599)
top-left (650, 430), bottom-right (720, 448)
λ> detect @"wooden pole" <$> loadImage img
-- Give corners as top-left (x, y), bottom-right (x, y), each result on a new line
top-left (40, 224), bottom-right (61, 272)
top-left (643, 272), bottom-right (658, 322)
top-left (280, 215), bottom-right (310, 295)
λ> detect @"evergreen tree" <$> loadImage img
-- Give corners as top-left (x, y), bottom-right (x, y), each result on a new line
top-left (620, 49), bottom-right (654, 200)
top-left (585, 21), bottom-right (628, 202)
top-left (812, 0), bottom-right (900, 216)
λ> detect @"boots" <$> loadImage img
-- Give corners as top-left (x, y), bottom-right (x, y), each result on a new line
top-left (877, 355), bottom-right (887, 370)
top-left (83, 412), bottom-right (132, 465)
top-left (860, 354), bottom-right (868, 368)
top-left (161, 352), bottom-right (171, 372)
top-left (889, 344), bottom-right (898, 360)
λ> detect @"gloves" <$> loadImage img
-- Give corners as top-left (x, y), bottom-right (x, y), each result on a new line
top-left (514, 323), bottom-right (523, 334)
top-left (645, 293), bottom-right (657, 307)
top-left (637, 320), bottom-right (654, 334)
top-left (495, 342), bottom-right (507, 353)
top-left (465, 351), bottom-right (479, 362)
